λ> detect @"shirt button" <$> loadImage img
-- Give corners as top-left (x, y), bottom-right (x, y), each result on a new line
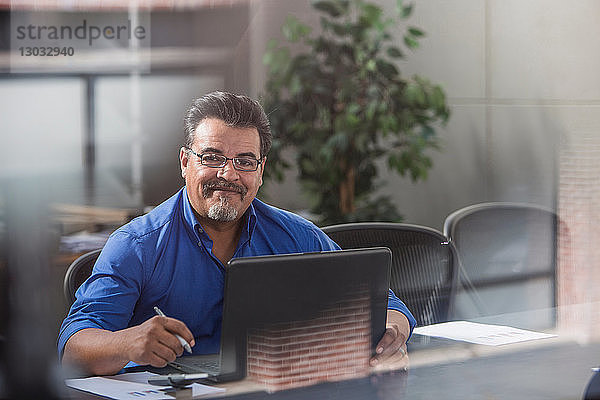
top-left (198, 241), bottom-right (202, 247)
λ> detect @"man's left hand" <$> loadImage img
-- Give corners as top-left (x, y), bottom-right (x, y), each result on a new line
top-left (369, 310), bottom-right (410, 370)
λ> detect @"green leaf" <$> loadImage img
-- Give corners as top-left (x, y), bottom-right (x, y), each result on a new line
top-left (262, 39), bottom-right (278, 66)
top-left (404, 35), bottom-right (419, 49)
top-left (401, 3), bottom-right (413, 18)
top-left (332, 22), bottom-right (350, 36)
top-left (263, 45), bottom-right (291, 80)
top-left (386, 46), bottom-right (404, 59)
top-left (282, 15), bottom-right (312, 43)
top-left (405, 82), bottom-right (426, 106)
top-left (326, 132), bottom-right (350, 152)
top-left (344, 112), bottom-right (361, 130)
top-left (366, 100), bottom-right (378, 120)
top-left (376, 59), bottom-right (399, 79)
top-left (365, 59), bottom-right (376, 71)
top-left (431, 85), bottom-right (446, 111)
top-left (346, 102), bottom-right (361, 115)
top-left (262, 52), bottom-right (273, 66)
top-left (266, 38), bottom-right (278, 51)
top-left (360, 3), bottom-right (383, 26)
top-left (289, 75), bottom-right (302, 96)
top-left (421, 124), bottom-right (435, 139)
top-left (408, 26), bottom-right (425, 37)
top-left (313, 0), bottom-right (346, 17)
top-left (396, 0), bottom-right (404, 14)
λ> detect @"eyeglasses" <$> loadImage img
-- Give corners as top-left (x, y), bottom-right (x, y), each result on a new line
top-left (186, 148), bottom-right (262, 172)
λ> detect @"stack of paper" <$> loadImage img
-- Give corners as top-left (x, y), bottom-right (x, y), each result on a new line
top-left (65, 371), bottom-right (224, 400)
top-left (413, 321), bottom-right (557, 346)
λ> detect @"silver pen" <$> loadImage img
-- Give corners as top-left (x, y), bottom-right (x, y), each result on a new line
top-left (153, 306), bottom-right (193, 354)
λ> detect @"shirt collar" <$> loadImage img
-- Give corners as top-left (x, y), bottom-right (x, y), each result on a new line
top-left (244, 200), bottom-right (258, 241)
top-left (181, 186), bottom-right (257, 240)
top-left (182, 186), bottom-right (204, 236)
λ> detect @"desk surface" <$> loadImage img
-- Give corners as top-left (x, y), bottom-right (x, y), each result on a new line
top-left (200, 339), bottom-right (598, 400)
top-left (408, 341), bottom-right (598, 400)
top-left (64, 334), bottom-right (599, 400)
top-left (62, 304), bottom-right (600, 399)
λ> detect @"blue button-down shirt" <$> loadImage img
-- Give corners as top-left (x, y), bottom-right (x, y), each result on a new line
top-left (58, 187), bottom-right (416, 359)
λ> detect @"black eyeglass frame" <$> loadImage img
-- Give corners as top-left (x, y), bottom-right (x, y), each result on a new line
top-left (186, 147), bottom-right (263, 172)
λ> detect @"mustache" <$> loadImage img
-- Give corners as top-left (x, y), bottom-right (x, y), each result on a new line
top-left (202, 180), bottom-right (248, 199)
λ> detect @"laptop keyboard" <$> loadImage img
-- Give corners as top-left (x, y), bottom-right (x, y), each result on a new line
top-left (186, 358), bottom-right (220, 374)
top-left (170, 356), bottom-right (221, 374)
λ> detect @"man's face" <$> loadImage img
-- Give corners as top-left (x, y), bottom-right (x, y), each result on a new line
top-left (180, 118), bottom-right (265, 224)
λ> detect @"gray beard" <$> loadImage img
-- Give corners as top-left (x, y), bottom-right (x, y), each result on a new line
top-left (207, 195), bottom-right (239, 222)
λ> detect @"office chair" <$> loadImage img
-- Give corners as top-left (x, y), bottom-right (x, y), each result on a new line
top-left (322, 222), bottom-right (459, 327)
top-left (63, 248), bottom-right (101, 306)
top-left (584, 370), bottom-right (600, 400)
top-left (443, 202), bottom-right (558, 327)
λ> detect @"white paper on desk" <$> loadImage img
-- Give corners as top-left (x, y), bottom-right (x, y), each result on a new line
top-left (413, 321), bottom-right (557, 346)
top-left (65, 371), bottom-right (225, 399)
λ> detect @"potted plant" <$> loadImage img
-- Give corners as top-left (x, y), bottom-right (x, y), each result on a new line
top-left (261, 0), bottom-right (450, 225)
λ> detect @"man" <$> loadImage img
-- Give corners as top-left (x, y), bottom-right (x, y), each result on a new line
top-left (58, 91), bottom-right (416, 376)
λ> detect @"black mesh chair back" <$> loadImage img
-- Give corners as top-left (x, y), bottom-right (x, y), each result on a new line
top-left (443, 202), bottom-right (558, 326)
top-left (63, 249), bottom-right (101, 306)
top-left (322, 222), bottom-right (459, 327)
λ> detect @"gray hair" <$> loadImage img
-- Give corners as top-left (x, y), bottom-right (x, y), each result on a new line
top-left (183, 91), bottom-right (272, 158)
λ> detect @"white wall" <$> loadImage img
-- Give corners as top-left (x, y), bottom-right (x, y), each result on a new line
top-left (0, 78), bottom-right (83, 177)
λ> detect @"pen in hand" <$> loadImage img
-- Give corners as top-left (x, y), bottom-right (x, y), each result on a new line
top-left (153, 306), bottom-right (193, 354)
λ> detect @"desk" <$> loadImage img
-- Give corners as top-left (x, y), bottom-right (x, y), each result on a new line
top-left (405, 339), bottom-right (598, 400)
top-left (199, 338), bottom-right (598, 400)
top-left (63, 304), bottom-right (600, 399)
top-left (64, 333), bottom-right (599, 399)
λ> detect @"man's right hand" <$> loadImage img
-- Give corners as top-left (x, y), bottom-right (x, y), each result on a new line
top-left (121, 315), bottom-right (195, 367)
top-left (62, 316), bottom-right (195, 376)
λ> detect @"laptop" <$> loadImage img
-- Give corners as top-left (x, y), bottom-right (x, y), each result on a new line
top-left (166, 247), bottom-right (391, 382)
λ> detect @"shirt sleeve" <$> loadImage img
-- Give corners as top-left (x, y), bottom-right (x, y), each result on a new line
top-left (57, 230), bottom-right (145, 360)
top-left (312, 227), bottom-right (342, 251)
top-left (387, 288), bottom-right (417, 339)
